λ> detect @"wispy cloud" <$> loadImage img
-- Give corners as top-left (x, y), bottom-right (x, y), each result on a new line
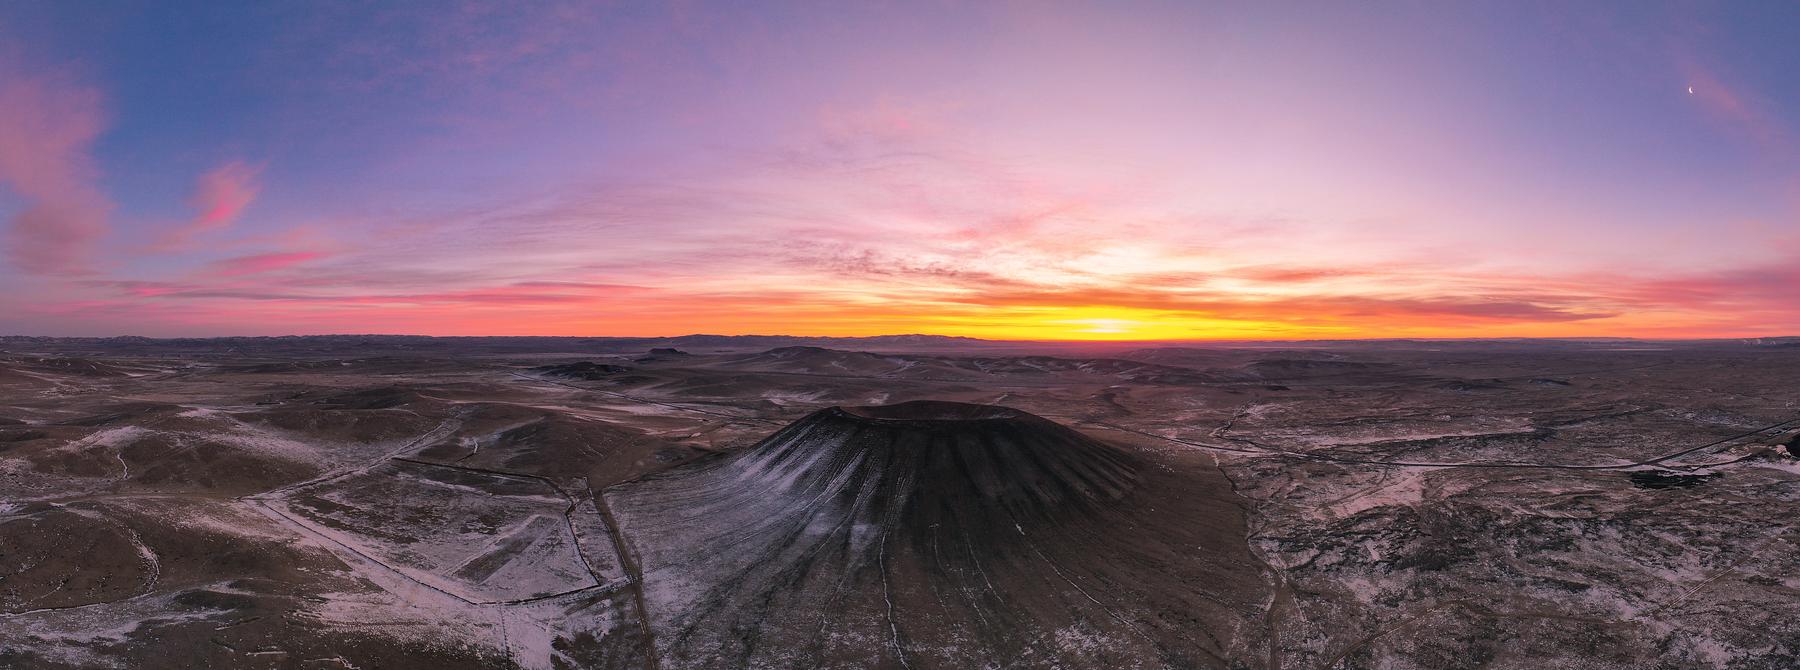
top-left (0, 55), bottom-right (110, 275)
top-left (60, 144), bottom-right (1795, 339)
top-left (204, 250), bottom-right (327, 277)
top-left (157, 161), bottom-right (262, 249)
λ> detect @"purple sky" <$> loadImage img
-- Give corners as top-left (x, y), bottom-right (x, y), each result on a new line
top-left (2, 2), bottom-right (1798, 339)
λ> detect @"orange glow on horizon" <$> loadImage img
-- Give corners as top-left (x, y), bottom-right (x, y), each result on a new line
top-left (48, 293), bottom-right (1773, 342)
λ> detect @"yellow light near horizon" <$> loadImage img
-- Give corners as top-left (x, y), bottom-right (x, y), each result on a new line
top-left (1070, 318), bottom-right (1134, 334)
top-left (550, 297), bottom-right (1664, 342)
top-left (905, 305), bottom-right (1309, 341)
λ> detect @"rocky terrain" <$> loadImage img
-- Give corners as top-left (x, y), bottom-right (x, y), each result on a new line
top-left (2, 335), bottom-right (1799, 668)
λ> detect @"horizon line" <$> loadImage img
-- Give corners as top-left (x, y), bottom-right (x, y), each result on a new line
top-left (5, 332), bottom-right (1796, 344)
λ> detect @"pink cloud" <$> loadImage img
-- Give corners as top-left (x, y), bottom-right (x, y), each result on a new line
top-left (206, 250), bottom-right (327, 276)
top-left (159, 161), bottom-right (261, 248)
top-left (190, 162), bottom-right (261, 231)
top-left (0, 58), bottom-right (111, 274)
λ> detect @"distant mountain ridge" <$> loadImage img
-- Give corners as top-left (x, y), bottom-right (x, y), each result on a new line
top-left (2, 333), bottom-right (1793, 357)
top-left (0, 333), bottom-right (1001, 356)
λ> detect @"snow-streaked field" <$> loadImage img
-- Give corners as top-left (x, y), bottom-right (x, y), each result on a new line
top-left (3, 336), bottom-right (1799, 668)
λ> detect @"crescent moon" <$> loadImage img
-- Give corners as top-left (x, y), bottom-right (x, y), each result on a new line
top-left (1688, 86), bottom-right (1695, 94)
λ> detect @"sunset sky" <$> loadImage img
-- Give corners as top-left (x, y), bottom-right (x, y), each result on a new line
top-left (3, 2), bottom-right (1798, 340)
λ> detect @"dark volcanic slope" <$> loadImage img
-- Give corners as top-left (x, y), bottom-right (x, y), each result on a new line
top-left (745, 401), bottom-right (1142, 530)
top-left (609, 400), bottom-right (1266, 669)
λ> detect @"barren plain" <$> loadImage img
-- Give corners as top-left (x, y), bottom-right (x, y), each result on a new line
top-left (3, 335), bottom-right (1799, 669)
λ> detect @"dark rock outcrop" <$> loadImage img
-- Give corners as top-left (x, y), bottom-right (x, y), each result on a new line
top-left (532, 361), bottom-right (634, 380)
top-left (1628, 470), bottom-right (1719, 489)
